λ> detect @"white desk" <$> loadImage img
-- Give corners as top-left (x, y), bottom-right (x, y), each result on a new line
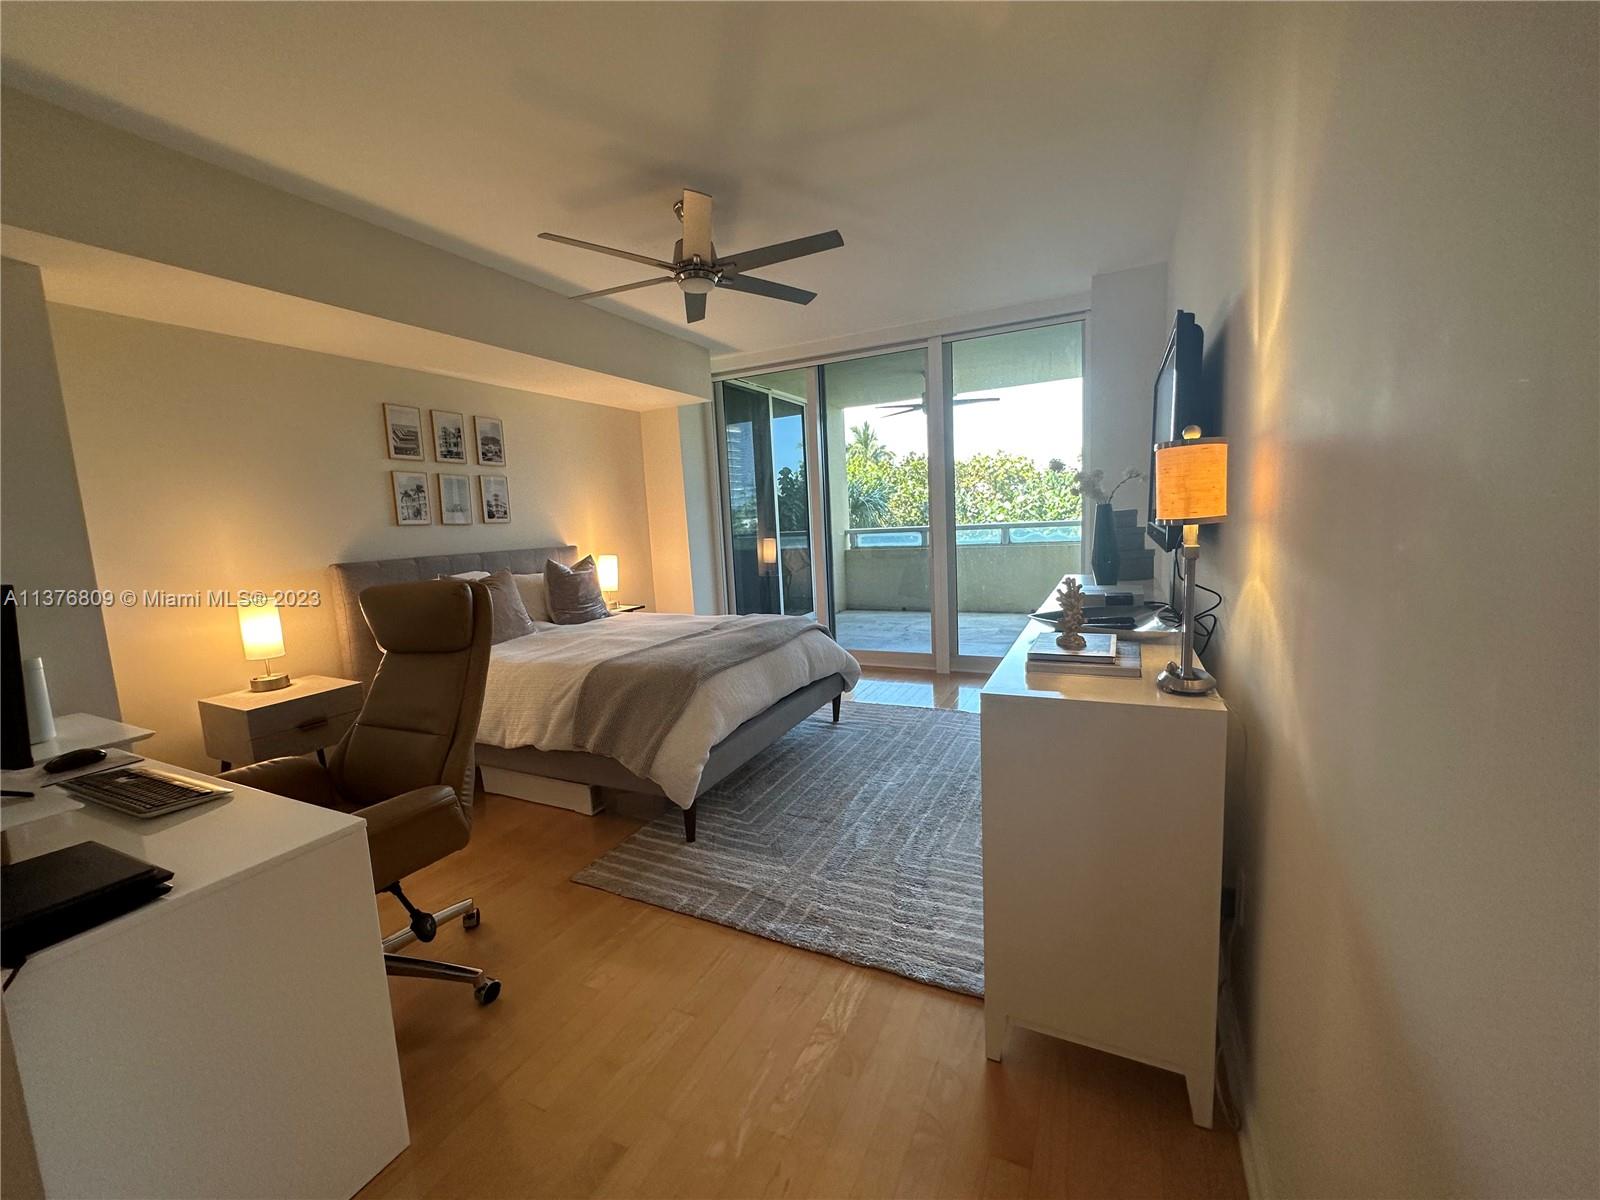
top-left (981, 612), bottom-right (1227, 1127)
top-left (28, 712), bottom-right (154, 759)
top-left (2, 762), bottom-right (409, 1198)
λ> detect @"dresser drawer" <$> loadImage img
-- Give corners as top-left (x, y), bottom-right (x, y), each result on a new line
top-left (199, 675), bottom-right (363, 767)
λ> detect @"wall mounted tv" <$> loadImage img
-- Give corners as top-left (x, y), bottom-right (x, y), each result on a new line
top-left (1145, 310), bottom-right (1209, 552)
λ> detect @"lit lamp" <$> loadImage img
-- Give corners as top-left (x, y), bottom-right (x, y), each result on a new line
top-left (597, 554), bottom-right (620, 609)
top-left (1154, 425), bottom-right (1228, 696)
top-left (759, 535), bottom-right (779, 574)
top-left (238, 597), bottom-right (291, 692)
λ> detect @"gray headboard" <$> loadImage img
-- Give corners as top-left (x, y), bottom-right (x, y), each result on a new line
top-left (329, 544), bottom-right (578, 684)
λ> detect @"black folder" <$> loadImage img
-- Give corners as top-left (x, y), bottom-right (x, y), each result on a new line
top-left (1, 841), bottom-right (173, 968)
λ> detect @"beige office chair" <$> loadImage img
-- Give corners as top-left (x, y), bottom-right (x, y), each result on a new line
top-left (222, 578), bottom-right (501, 1005)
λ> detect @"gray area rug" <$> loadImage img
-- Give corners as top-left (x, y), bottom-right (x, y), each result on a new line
top-left (573, 703), bottom-right (984, 996)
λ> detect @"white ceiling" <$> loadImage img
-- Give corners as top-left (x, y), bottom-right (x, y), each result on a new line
top-left (1, 3), bottom-right (1216, 359)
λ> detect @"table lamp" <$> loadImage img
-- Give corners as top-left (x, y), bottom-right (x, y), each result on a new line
top-left (1154, 425), bottom-right (1228, 696)
top-left (238, 597), bottom-right (291, 692)
top-left (597, 554), bottom-right (620, 609)
top-left (759, 536), bottom-right (779, 574)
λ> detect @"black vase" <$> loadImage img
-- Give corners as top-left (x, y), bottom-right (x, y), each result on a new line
top-left (1090, 503), bottom-right (1121, 585)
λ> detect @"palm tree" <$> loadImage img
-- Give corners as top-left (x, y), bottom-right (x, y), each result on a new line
top-left (847, 423), bottom-right (892, 465)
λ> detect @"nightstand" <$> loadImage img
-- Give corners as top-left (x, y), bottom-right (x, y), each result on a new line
top-left (610, 604), bottom-right (646, 613)
top-left (198, 675), bottom-right (363, 771)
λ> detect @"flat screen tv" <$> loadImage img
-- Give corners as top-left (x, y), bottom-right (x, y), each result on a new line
top-left (1145, 310), bottom-right (1206, 552)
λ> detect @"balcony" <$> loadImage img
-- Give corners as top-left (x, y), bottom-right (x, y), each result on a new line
top-left (837, 520), bottom-right (1082, 657)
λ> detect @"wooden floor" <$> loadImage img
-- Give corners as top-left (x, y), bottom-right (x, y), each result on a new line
top-left (360, 668), bottom-right (1246, 1200)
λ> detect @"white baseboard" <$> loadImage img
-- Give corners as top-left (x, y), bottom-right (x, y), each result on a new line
top-left (1219, 985), bottom-right (1274, 1200)
top-left (480, 766), bottom-right (602, 814)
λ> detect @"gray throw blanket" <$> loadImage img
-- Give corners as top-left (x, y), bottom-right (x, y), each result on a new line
top-left (572, 615), bottom-right (821, 780)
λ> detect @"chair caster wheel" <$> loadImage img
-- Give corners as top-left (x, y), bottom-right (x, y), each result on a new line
top-left (463, 907), bottom-right (481, 930)
top-left (474, 977), bottom-right (501, 1006)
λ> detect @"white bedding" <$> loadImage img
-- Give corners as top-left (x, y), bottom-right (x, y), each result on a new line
top-left (476, 612), bottom-right (861, 808)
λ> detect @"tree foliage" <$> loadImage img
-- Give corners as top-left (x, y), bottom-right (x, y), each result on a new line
top-left (844, 424), bottom-right (1081, 529)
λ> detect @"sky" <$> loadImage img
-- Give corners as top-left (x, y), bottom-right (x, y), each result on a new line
top-left (840, 377), bottom-right (1084, 469)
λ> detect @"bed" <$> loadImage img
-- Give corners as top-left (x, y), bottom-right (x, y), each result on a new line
top-left (328, 545), bottom-right (860, 841)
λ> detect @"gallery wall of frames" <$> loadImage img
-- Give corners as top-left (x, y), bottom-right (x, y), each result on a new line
top-left (381, 403), bottom-right (512, 527)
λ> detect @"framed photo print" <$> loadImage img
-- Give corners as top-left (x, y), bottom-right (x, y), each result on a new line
top-left (475, 415), bottom-right (506, 466)
top-left (479, 473), bottom-right (511, 524)
top-left (438, 473), bottom-right (473, 525)
top-left (392, 471), bottom-right (431, 525)
top-left (384, 404), bottom-right (424, 461)
top-left (431, 410), bottom-right (467, 463)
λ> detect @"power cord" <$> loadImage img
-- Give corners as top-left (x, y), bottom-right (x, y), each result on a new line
top-left (1160, 556), bottom-right (1224, 656)
top-left (1211, 711), bottom-right (1251, 1132)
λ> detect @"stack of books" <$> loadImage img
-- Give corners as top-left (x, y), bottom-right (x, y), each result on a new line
top-left (1033, 580), bottom-right (1150, 631)
top-left (1026, 630), bottom-right (1143, 678)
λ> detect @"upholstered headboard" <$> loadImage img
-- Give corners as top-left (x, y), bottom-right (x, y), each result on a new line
top-left (329, 544), bottom-right (578, 683)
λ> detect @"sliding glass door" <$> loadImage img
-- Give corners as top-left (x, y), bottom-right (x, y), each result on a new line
top-left (716, 370), bottom-right (816, 618)
top-left (819, 348), bottom-right (930, 657)
top-left (947, 322), bottom-right (1085, 660)
top-left (714, 315), bottom-right (1084, 670)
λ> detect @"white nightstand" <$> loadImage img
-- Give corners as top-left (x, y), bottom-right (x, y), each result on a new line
top-left (610, 603), bottom-right (646, 613)
top-left (198, 674), bottom-right (362, 771)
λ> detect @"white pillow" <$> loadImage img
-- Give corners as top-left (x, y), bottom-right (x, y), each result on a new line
top-left (511, 573), bottom-right (552, 622)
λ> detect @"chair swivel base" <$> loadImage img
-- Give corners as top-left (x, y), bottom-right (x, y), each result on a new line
top-left (381, 888), bottom-right (499, 1005)
top-left (384, 952), bottom-right (501, 1006)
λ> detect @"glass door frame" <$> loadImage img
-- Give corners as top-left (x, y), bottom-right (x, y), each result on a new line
top-left (713, 307), bottom-right (1089, 675)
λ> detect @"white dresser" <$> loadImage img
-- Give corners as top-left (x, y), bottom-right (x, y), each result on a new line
top-left (2, 763), bottom-right (409, 1198)
top-left (980, 615), bottom-right (1227, 1127)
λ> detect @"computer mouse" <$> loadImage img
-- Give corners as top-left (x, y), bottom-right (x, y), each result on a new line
top-left (43, 747), bottom-right (108, 774)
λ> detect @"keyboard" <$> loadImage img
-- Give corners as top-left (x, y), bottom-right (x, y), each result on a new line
top-left (56, 767), bottom-right (231, 819)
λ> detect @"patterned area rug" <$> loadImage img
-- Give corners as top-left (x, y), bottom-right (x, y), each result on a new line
top-left (573, 703), bottom-right (984, 995)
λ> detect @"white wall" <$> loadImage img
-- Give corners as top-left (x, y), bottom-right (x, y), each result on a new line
top-left (47, 306), bottom-right (658, 770)
top-left (1, 88), bottom-right (710, 408)
top-left (1168, 6), bottom-right (1598, 1196)
top-left (640, 402), bottom-right (723, 615)
top-left (1086, 261), bottom-right (1169, 528)
top-left (0, 258), bottom-right (120, 720)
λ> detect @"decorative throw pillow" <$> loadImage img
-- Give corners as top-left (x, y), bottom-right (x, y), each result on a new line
top-left (480, 568), bottom-right (538, 643)
top-left (511, 573), bottom-right (552, 623)
top-left (545, 555), bottom-right (610, 625)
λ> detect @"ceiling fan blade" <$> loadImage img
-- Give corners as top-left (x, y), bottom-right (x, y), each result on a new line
top-left (570, 277), bottom-right (673, 301)
top-left (684, 291), bottom-right (707, 323)
top-left (717, 273), bottom-right (817, 305)
top-left (539, 232), bottom-right (674, 271)
top-left (679, 190), bottom-right (714, 262)
top-left (720, 230), bottom-right (843, 275)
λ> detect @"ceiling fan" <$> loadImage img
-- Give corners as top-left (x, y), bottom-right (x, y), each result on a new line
top-left (539, 189), bottom-right (843, 324)
top-left (879, 396), bottom-right (1001, 417)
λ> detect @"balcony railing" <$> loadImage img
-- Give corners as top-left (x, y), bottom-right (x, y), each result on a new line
top-left (846, 519), bottom-right (1083, 549)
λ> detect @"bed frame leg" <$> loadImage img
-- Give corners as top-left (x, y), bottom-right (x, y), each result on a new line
top-left (832, 695), bottom-right (842, 723)
top-left (683, 803), bottom-right (696, 843)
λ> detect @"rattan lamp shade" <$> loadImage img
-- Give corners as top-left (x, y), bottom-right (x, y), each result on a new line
top-left (1154, 437), bottom-right (1228, 524)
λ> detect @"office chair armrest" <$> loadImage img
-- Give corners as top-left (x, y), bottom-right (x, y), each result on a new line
top-left (219, 756), bottom-right (341, 808)
top-left (358, 785), bottom-right (471, 891)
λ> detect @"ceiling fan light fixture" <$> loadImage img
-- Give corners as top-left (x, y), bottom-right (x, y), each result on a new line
top-left (676, 269), bottom-right (719, 295)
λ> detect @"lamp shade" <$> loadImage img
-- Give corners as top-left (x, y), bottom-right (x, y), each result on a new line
top-left (759, 536), bottom-right (779, 567)
top-left (238, 598), bottom-right (286, 662)
top-left (1154, 435), bottom-right (1228, 524)
top-left (597, 554), bottom-right (620, 594)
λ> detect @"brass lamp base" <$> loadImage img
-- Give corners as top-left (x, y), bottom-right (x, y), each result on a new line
top-left (249, 672), bottom-right (292, 693)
